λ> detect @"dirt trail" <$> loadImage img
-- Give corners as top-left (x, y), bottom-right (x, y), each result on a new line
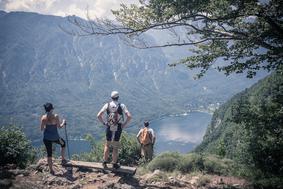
top-left (0, 159), bottom-right (251, 189)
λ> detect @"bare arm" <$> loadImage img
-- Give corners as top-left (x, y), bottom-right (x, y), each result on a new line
top-left (122, 111), bottom-right (132, 128)
top-left (97, 111), bottom-right (106, 126)
top-left (55, 114), bottom-right (66, 128)
top-left (40, 116), bottom-right (45, 131)
top-left (151, 129), bottom-right (156, 145)
top-left (136, 130), bottom-right (142, 144)
top-left (152, 136), bottom-right (156, 145)
top-left (60, 119), bottom-right (66, 128)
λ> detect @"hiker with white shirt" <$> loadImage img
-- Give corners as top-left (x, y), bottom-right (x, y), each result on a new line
top-left (97, 91), bottom-right (132, 169)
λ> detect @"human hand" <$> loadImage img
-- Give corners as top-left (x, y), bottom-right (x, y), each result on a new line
top-left (121, 123), bottom-right (127, 129)
top-left (62, 119), bottom-right (66, 126)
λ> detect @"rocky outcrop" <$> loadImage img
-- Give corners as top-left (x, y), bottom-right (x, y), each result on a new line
top-left (0, 159), bottom-right (253, 189)
top-left (0, 159), bottom-right (251, 189)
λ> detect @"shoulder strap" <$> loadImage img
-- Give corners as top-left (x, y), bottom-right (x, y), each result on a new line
top-left (118, 103), bottom-right (124, 121)
top-left (106, 102), bottom-right (110, 115)
top-left (117, 103), bottom-right (123, 115)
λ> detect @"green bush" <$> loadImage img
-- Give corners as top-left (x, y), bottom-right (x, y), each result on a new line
top-left (147, 152), bottom-right (182, 172)
top-left (179, 153), bottom-right (204, 173)
top-left (147, 152), bottom-right (235, 175)
top-left (119, 132), bottom-right (141, 165)
top-left (203, 155), bottom-right (234, 175)
top-left (76, 132), bottom-right (140, 166)
top-left (0, 126), bottom-right (35, 168)
top-left (253, 177), bottom-right (283, 189)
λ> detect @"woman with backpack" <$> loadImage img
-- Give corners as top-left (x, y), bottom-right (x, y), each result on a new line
top-left (137, 121), bottom-right (156, 161)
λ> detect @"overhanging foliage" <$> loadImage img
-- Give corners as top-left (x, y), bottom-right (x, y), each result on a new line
top-left (69, 0), bottom-right (283, 78)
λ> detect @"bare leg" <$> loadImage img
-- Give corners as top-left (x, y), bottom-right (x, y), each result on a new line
top-left (112, 148), bottom-right (118, 163)
top-left (47, 157), bottom-right (53, 172)
top-left (103, 142), bottom-right (110, 162)
top-left (112, 141), bottom-right (119, 163)
top-left (148, 144), bottom-right (153, 161)
top-left (141, 146), bottom-right (145, 159)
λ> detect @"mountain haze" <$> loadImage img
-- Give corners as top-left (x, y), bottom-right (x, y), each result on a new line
top-left (0, 11), bottom-right (267, 142)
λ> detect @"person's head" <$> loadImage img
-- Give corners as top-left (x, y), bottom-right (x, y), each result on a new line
top-left (44, 102), bottom-right (54, 113)
top-left (144, 121), bottom-right (149, 127)
top-left (111, 91), bottom-right (119, 101)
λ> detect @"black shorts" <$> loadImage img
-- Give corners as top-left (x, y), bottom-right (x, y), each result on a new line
top-left (43, 138), bottom-right (66, 157)
top-left (106, 124), bottom-right (122, 141)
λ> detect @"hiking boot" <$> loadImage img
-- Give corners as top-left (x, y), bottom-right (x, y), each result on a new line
top-left (102, 161), bottom-right (108, 168)
top-left (50, 169), bottom-right (55, 175)
top-left (61, 159), bottom-right (68, 165)
top-left (112, 163), bottom-right (120, 169)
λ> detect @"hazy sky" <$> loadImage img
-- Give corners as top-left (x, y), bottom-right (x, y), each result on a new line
top-left (0, 0), bottom-right (139, 19)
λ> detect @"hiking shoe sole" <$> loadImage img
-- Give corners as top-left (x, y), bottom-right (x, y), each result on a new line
top-left (112, 163), bottom-right (120, 169)
top-left (102, 161), bottom-right (108, 168)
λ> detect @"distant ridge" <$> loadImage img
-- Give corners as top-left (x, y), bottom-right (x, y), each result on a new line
top-left (0, 11), bottom-right (267, 142)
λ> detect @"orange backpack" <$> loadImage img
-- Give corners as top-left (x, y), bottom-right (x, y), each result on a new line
top-left (140, 127), bottom-right (152, 145)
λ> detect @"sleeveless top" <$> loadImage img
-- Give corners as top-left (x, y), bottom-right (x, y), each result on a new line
top-left (43, 124), bottom-right (60, 140)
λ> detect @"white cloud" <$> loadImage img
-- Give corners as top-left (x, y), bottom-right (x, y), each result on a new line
top-left (1, 0), bottom-right (139, 19)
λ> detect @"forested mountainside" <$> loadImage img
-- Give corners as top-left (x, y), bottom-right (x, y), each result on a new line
top-left (0, 10), bottom-right (267, 141)
top-left (195, 71), bottom-right (283, 182)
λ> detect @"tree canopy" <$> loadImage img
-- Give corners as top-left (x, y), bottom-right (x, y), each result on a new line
top-left (69, 0), bottom-right (283, 78)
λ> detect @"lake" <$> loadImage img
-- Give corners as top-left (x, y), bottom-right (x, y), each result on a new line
top-left (33, 139), bottom-right (92, 158)
top-left (151, 111), bottom-right (212, 154)
top-left (33, 111), bottom-right (212, 156)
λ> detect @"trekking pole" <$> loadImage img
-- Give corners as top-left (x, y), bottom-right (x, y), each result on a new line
top-left (64, 120), bottom-right (71, 160)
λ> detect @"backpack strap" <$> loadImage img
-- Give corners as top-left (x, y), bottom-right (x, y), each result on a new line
top-left (117, 103), bottom-right (123, 115)
top-left (117, 103), bottom-right (124, 122)
top-left (106, 102), bottom-right (110, 115)
top-left (107, 102), bottom-right (123, 114)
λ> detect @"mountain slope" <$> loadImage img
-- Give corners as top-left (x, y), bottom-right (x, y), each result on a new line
top-left (0, 11), bottom-right (267, 142)
top-left (195, 71), bottom-right (283, 181)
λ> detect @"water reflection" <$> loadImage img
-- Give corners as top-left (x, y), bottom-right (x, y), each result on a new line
top-left (159, 123), bottom-right (206, 143)
top-left (151, 112), bottom-right (212, 154)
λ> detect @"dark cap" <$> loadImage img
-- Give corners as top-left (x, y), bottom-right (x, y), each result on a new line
top-left (44, 103), bottom-right (54, 112)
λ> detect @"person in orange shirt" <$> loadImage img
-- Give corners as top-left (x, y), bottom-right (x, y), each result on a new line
top-left (137, 121), bottom-right (156, 161)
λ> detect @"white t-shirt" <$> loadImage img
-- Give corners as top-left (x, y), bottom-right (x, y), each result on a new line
top-left (137, 127), bottom-right (155, 138)
top-left (98, 100), bottom-right (129, 124)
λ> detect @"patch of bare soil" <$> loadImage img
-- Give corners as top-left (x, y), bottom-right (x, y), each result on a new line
top-left (0, 159), bottom-right (252, 189)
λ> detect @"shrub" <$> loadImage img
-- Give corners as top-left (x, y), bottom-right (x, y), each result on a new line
top-left (177, 153), bottom-right (236, 175)
top-left (203, 155), bottom-right (234, 175)
top-left (253, 177), bottom-right (283, 189)
top-left (147, 152), bottom-right (182, 172)
top-left (119, 132), bottom-right (141, 165)
top-left (77, 132), bottom-right (140, 166)
top-left (0, 126), bottom-right (35, 168)
top-left (179, 153), bottom-right (204, 173)
top-left (146, 152), bottom-right (236, 175)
